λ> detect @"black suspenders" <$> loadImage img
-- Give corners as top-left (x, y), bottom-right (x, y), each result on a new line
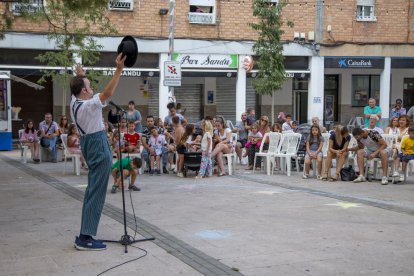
top-left (72, 100), bottom-right (86, 135)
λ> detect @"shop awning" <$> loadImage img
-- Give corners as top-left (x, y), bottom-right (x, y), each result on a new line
top-left (0, 72), bottom-right (44, 90)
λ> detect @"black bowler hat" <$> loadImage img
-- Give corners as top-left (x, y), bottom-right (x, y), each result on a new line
top-left (117, 36), bottom-right (138, 68)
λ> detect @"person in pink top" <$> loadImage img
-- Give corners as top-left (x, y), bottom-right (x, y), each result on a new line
top-left (67, 124), bottom-right (87, 169)
top-left (21, 119), bottom-right (40, 163)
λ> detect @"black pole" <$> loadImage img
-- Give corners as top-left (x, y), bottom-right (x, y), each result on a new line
top-left (102, 104), bottom-right (154, 253)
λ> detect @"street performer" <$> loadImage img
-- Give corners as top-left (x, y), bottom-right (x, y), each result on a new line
top-left (70, 53), bottom-right (126, 250)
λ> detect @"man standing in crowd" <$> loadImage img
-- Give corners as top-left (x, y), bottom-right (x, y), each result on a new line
top-left (71, 53), bottom-right (126, 250)
top-left (164, 102), bottom-right (186, 128)
top-left (363, 98), bottom-right (381, 127)
top-left (39, 112), bottom-right (59, 162)
top-left (348, 127), bottom-right (389, 185)
top-left (390, 99), bottom-right (406, 118)
top-left (234, 112), bottom-right (248, 165)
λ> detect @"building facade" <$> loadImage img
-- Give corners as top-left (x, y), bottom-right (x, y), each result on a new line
top-left (0, 0), bottom-right (413, 137)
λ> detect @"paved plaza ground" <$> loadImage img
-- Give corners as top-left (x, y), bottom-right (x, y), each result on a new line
top-left (1, 150), bottom-right (414, 275)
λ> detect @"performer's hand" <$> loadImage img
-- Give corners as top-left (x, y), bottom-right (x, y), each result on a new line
top-left (115, 53), bottom-right (126, 70)
top-left (75, 64), bottom-right (86, 77)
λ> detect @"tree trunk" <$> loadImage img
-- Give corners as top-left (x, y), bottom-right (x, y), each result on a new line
top-left (271, 91), bottom-right (275, 125)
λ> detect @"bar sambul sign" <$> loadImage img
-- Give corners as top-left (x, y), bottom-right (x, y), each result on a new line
top-left (172, 54), bottom-right (238, 69)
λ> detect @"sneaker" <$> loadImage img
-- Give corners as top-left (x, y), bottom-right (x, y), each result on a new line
top-left (156, 169), bottom-right (161, 176)
top-left (399, 174), bottom-right (405, 182)
top-left (74, 236), bottom-right (106, 251)
top-left (302, 174), bottom-right (308, 179)
top-left (163, 167), bottom-right (169, 174)
top-left (149, 170), bottom-right (154, 176)
top-left (177, 172), bottom-right (184, 177)
top-left (353, 175), bottom-right (366, 183)
top-left (392, 171), bottom-right (399, 178)
top-left (128, 185), bottom-right (141, 191)
top-left (169, 165), bottom-right (176, 171)
top-left (317, 175), bottom-right (322, 180)
top-left (381, 176), bottom-right (388, 185)
top-left (111, 185), bottom-right (118, 193)
top-left (240, 159), bottom-right (247, 165)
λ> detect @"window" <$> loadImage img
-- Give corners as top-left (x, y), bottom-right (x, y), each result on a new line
top-left (352, 75), bottom-right (380, 107)
top-left (188, 0), bottom-right (216, 24)
top-left (356, 0), bottom-right (376, 21)
top-left (9, 0), bottom-right (43, 16)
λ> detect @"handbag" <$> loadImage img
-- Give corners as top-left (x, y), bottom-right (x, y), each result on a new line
top-left (340, 166), bottom-right (357, 181)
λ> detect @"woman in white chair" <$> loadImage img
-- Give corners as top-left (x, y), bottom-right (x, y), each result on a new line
top-left (21, 119), bottom-right (40, 163)
top-left (67, 124), bottom-right (87, 169)
top-left (211, 116), bottom-right (234, 176)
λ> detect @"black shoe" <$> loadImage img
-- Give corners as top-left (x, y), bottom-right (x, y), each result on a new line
top-left (128, 185), bottom-right (141, 191)
top-left (163, 167), bottom-right (169, 174)
top-left (111, 185), bottom-right (118, 193)
top-left (156, 169), bottom-right (161, 176)
top-left (149, 170), bottom-right (154, 176)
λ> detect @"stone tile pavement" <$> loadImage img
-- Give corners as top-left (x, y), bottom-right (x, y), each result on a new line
top-left (1, 150), bottom-right (414, 275)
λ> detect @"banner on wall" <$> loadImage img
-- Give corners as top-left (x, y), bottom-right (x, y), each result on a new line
top-left (173, 53), bottom-right (238, 69)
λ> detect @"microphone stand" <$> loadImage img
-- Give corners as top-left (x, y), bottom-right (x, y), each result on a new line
top-left (102, 102), bottom-right (154, 253)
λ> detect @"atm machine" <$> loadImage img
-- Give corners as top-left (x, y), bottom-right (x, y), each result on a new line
top-left (0, 71), bottom-right (12, 150)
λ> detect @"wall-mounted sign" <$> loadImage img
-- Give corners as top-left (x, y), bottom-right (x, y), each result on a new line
top-left (10, 1), bottom-right (42, 16)
top-left (325, 57), bottom-right (384, 69)
top-left (173, 54), bottom-right (238, 69)
top-left (109, 0), bottom-right (134, 11)
top-left (164, 61), bottom-right (182, 86)
top-left (104, 70), bottom-right (141, 77)
top-left (391, 58), bottom-right (414, 68)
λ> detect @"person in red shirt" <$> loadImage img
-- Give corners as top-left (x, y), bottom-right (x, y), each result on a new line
top-left (123, 121), bottom-right (140, 153)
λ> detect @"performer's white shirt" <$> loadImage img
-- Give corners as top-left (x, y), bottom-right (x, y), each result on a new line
top-left (70, 93), bottom-right (106, 136)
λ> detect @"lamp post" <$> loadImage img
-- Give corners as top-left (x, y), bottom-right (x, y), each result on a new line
top-left (168, 0), bottom-right (175, 100)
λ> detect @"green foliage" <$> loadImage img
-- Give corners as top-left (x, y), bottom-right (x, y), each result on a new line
top-left (250, 0), bottom-right (293, 96)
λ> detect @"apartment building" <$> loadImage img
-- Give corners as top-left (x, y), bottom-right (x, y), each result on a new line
top-left (0, 0), bottom-right (413, 138)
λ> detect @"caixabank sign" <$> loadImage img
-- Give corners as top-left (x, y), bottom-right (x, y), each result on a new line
top-left (109, 0), bottom-right (133, 11)
top-left (325, 57), bottom-right (384, 69)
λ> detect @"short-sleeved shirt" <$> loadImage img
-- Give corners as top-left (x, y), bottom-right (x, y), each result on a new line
top-left (234, 121), bottom-right (247, 140)
top-left (329, 133), bottom-right (351, 150)
top-left (214, 128), bottom-right (232, 143)
top-left (148, 134), bottom-right (166, 155)
top-left (124, 110), bottom-right (142, 133)
top-left (111, 157), bottom-right (132, 171)
top-left (363, 105), bottom-right (382, 127)
top-left (142, 126), bottom-right (164, 142)
top-left (70, 94), bottom-right (106, 135)
top-left (363, 127), bottom-right (384, 134)
top-left (201, 132), bottom-right (212, 152)
top-left (308, 135), bottom-right (325, 151)
top-left (390, 107), bottom-right (406, 118)
top-left (124, 132), bottom-right (140, 147)
top-left (359, 130), bottom-right (382, 152)
top-left (39, 120), bottom-right (59, 136)
top-left (21, 130), bottom-right (38, 142)
top-left (282, 122), bottom-right (292, 131)
top-left (401, 136), bottom-right (414, 155)
top-left (164, 113), bottom-right (184, 128)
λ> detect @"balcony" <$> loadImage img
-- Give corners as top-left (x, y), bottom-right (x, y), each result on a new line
top-left (188, 12), bottom-right (216, 24)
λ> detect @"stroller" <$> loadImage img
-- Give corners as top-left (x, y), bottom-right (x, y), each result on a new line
top-left (183, 151), bottom-right (202, 177)
top-left (295, 123), bottom-right (312, 171)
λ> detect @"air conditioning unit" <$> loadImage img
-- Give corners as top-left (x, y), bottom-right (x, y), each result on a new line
top-left (188, 12), bottom-right (216, 24)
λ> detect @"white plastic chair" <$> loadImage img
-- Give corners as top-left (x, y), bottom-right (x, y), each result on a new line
top-left (18, 129), bottom-right (29, 163)
top-left (273, 133), bottom-right (302, 176)
top-left (61, 134), bottom-right (81, 176)
top-left (223, 133), bottom-right (238, 175)
top-left (227, 120), bottom-right (235, 130)
top-left (253, 132), bottom-right (282, 175)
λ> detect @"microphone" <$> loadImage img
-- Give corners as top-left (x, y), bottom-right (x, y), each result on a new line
top-left (108, 100), bottom-right (126, 113)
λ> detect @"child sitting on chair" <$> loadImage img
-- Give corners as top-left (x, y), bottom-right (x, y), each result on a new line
top-left (243, 123), bottom-right (262, 157)
top-left (124, 121), bottom-right (141, 153)
top-left (148, 126), bottom-right (167, 176)
top-left (393, 126), bottom-right (414, 182)
top-left (111, 156), bottom-right (142, 193)
top-left (67, 124), bottom-right (87, 169)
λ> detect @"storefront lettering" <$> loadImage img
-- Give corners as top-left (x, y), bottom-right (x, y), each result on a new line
top-left (104, 70), bottom-right (141, 77)
top-left (200, 56), bottom-right (231, 66)
top-left (181, 55), bottom-right (199, 65)
top-left (174, 54), bottom-right (238, 68)
top-left (347, 59), bottom-right (372, 67)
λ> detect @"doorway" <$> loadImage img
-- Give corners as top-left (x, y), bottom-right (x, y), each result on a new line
top-left (403, 78), bottom-right (414, 110)
top-left (293, 90), bottom-right (308, 124)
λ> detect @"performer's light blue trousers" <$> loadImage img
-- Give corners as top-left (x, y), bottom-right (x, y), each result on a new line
top-left (79, 130), bottom-right (112, 236)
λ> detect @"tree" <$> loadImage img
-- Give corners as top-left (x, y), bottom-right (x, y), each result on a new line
top-left (25, 0), bottom-right (115, 115)
top-left (250, 0), bottom-right (293, 124)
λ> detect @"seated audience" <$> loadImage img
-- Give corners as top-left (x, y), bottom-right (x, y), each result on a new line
top-left (303, 125), bottom-right (324, 179)
top-left (148, 127), bottom-right (167, 176)
top-left (211, 116), bottom-right (233, 176)
top-left (21, 119), bottom-right (40, 163)
top-left (67, 124), bottom-right (87, 169)
top-left (322, 125), bottom-right (350, 181)
top-left (393, 126), bottom-right (414, 182)
top-left (364, 115), bottom-right (384, 134)
top-left (123, 121), bottom-right (141, 153)
top-left (349, 127), bottom-right (389, 185)
top-left (39, 112), bottom-right (59, 163)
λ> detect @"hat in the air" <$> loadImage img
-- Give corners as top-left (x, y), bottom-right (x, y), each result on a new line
top-left (117, 36), bottom-right (138, 68)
